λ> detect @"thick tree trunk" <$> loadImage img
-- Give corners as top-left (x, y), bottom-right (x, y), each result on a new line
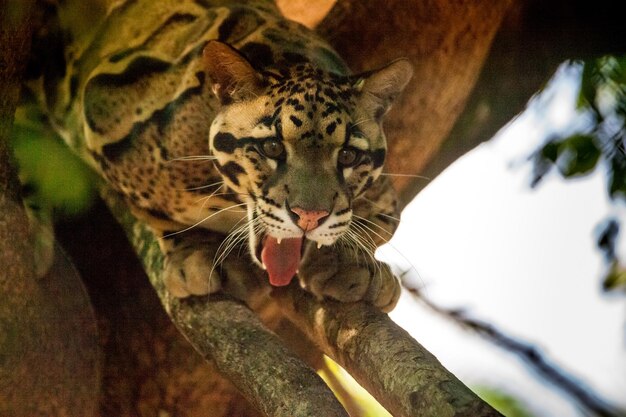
top-left (0, 2), bottom-right (100, 416)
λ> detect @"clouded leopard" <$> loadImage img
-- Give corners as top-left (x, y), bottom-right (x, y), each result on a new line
top-left (28, 0), bottom-right (412, 311)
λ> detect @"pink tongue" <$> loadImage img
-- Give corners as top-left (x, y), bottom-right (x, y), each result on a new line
top-left (261, 236), bottom-right (303, 286)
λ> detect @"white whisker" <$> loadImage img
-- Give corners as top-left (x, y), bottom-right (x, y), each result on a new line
top-left (180, 180), bottom-right (224, 192)
top-left (166, 155), bottom-right (217, 162)
top-left (377, 212), bottom-right (401, 222)
top-left (352, 214), bottom-right (394, 236)
top-left (161, 202), bottom-right (247, 239)
top-left (350, 219), bottom-right (390, 245)
top-left (195, 189), bottom-right (249, 212)
top-left (379, 172), bottom-right (430, 180)
top-left (350, 217), bottom-right (426, 291)
top-left (194, 191), bottom-right (249, 206)
top-left (216, 214), bottom-right (257, 260)
top-left (351, 117), bottom-right (374, 128)
top-left (360, 198), bottom-right (401, 222)
top-left (210, 214), bottom-right (260, 278)
top-left (342, 227), bottom-right (378, 266)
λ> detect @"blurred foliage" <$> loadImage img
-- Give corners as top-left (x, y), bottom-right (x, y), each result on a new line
top-left (475, 386), bottom-right (536, 417)
top-left (602, 261), bottom-right (626, 291)
top-left (530, 56), bottom-right (626, 198)
top-left (597, 219), bottom-right (626, 292)
top-left (530, 56), bottom-right (626, 292)
top-left (10, 106), bottom-right (97, 220)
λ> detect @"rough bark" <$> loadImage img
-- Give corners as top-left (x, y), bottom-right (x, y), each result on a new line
top-left (54, 201), bottom-right (265, 417)
top-left (0, 2), bottom-right (100, 416)
top-left (98, 186), bottom-right (501, 417)
top-left (101, 189), bottom-right (350, 417)
top-left (317, 0), bottom-right (514, 201)
top-left (274, 286), bottom-right (501, 417)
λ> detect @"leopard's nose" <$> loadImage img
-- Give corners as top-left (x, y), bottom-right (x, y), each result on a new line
top-left (290, 207), bottom-right (330, 232)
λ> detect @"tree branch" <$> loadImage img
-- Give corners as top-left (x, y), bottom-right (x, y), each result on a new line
top-left (101, 188), bottom-right (349, 417)
top-left (273, 285), bottom-right (502, 417)
top-left (169, 295), bottom-right (349, 417)
top-left (102, 186), bottom-right (502, 417)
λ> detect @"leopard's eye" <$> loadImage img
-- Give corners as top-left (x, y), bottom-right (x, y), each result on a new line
top-left (261, 138), bottom-right (286, 159)
top-left (338, 148), bottom-right (361, 167)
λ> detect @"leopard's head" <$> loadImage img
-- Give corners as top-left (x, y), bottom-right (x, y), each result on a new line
top-left (204, 41), bottom-right (412, 286)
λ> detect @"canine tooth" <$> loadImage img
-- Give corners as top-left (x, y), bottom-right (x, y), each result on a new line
top-left (317, 242), bottom-right (322, 249)
top-left (277, 238), bottom-right (282, 245)
top-left (261, 262), bottom-right (267, 270)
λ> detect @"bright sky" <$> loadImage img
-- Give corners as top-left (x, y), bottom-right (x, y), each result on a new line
top-left (381, 64), bottom-right (626, 417)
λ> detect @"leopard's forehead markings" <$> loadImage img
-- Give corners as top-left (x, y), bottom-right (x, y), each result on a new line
top-left (262, 64), bottom-right (357, 145)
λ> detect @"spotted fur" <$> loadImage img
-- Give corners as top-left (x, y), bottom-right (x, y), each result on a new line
top-left (28, 0), bottom-right (412, 311)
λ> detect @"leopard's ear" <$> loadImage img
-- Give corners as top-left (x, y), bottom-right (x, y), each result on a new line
top-left (354, 58), bottom-right (413, 121)
top-left (203, 40), bottom-right (264, 104)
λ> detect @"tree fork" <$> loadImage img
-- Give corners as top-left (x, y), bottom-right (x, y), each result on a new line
top-left (103, 187), bottom-right (501, 417)
top-left (103, 188), bottom-right (350, 417)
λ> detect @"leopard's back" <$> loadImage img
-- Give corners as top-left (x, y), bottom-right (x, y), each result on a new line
top-left (34, 0), bottom-right (349, 231)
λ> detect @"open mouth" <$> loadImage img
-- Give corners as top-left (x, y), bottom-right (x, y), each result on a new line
top-left (255, 234), bottom-right (306, 287)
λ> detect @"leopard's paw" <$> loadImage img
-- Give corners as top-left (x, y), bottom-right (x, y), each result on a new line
top-left (163, 248), bottom-right (222, 298)
top-left (298, 244), bottom-right (401, 312)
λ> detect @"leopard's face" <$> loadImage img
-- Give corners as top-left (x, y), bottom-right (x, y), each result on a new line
top-left (205, 41), bottom-right (412, 285)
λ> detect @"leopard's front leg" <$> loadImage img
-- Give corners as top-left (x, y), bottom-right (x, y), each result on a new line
top-left (297, 177), bottom-right (402, 312)
top-left (298, 242), bottom-right (400, 312)
top-left (156, 229), bottom-right (226, 298)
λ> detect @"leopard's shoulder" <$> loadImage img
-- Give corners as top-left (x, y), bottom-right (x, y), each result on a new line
top-left (34, 0), bottom-right (350, 230)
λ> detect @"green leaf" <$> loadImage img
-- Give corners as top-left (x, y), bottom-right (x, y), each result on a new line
top-left (556, 134), bottom-right (601, 177)
top-left (540, 141), bottom-right (559, 162)
top-left (608, 151), bottom-right (626, 198)
top-left (579, 60), bottom-right (598, 111)
top-left (603, 261), bottom-right (626, 292)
